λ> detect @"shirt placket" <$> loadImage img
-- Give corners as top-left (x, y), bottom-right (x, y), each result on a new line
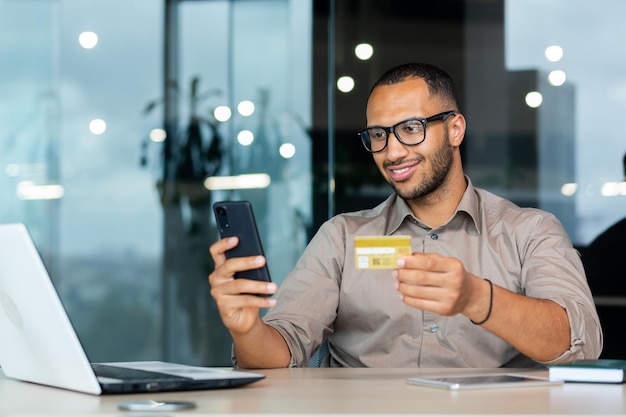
top-left (418, 223), bottom-right (446, 366)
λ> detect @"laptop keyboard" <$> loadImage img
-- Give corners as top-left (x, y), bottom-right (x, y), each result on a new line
top-left (92, 363), bottom-right (192, 381)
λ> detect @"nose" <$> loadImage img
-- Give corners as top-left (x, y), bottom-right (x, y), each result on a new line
top-left (384, 130), bottom-right (409, 160)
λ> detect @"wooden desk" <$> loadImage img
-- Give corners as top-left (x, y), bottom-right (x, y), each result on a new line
top-left (1, 367), bottom-right (624, 416)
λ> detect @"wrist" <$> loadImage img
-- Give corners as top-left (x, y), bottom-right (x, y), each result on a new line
top-left (468, 278), bottom-right (493, 325)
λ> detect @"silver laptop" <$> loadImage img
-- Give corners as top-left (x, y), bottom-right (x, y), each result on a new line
top-left (0, 223), bottom-right (264, 395)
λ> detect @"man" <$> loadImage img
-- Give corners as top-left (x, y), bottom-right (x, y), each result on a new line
top-left (209, 63), bottom-right (602, 368)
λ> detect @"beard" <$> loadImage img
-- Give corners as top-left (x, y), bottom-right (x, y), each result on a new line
top-left (387, 130), bottom-right (454, 201)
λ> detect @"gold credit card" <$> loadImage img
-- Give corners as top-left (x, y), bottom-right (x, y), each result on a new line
top-left (354, 236), bottom-right (411, 269)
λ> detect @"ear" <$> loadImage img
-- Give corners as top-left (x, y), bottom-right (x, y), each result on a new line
top-left (449, 113), bottom-right (466, 147)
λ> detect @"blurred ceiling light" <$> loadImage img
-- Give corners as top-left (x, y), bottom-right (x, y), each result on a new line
top-left (214, 105), bottom-right (232, 122)
top-left (237, 130), bottom-right (254, 146)
top-left (279, 143), bottom-right (296, 159)
top-left (355, 43), bottom-right (374, 60)
top-left (560, 182), bottom-right (578, 196)
top-left (17, 181), bottom-right (64, 200)
top-left (5, 164), bottom-right (20, 176)
top-left (237, 100), bottom-right (255, 116)
top-left (89, 119), bottom-right (107, 135)
top-left (79, 31), bottom-right (98, 49)
top-left (525, 91), bottom-right (543, 108)
top-left (601, 181), bottom-right (626, 196)
top-left (204, 173), bottom-right (271, 190)
top-left (337, 76), bottom-right (355, 93)
top-left (5, 163), bottom-right (47, 177)
top-left (548, 70), bottom-right (567, 86)
top-left (545, 45), bottom-right (563, 62)
top-left (149, 128), bottom-right (167, 142)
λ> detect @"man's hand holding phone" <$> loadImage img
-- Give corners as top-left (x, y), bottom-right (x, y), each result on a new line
top-left (209, 201), bottom-right (292, 368)
top-left (209, 234), bottom-right (291, 368)
top-left (208, 236), bottom-right (277, 335)
top-left (209, 201), bottom-right (277, 335)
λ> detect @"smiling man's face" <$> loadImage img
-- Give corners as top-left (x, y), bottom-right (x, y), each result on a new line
top-left (366, 77), bottom-right (458, 201)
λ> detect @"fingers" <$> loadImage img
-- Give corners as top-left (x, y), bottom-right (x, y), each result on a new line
top-left (395, 281), bottom-right (463, 316)
top-left (209, 236), bottom-right (239, 266)
top-left (395, 253), bottom-right (464, 285)
top-left (209, 237), bottom-right (275, 293)
top-left (208, 274), bottom-right (276, 334)
top-left (209, 252), bottom-right (262, 284)
top-left (210, 281), bottom-right (277, 309)
top-left (397, 252), bottom-right (452, 274)
top-left (209, 254), bottom-right (276, 295)
top-left (393, 252), bottom-right (468, 316)
top-left (207, 293), bottom-right (275, 336)
top-left (208, 241), bottom-right (278, 334)
top-left (209, 288), bottom-right (275, 335)
top-left (221, 278), bottom-right (278, 301)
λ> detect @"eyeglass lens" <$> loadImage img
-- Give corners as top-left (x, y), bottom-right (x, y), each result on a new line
top-left (366, 120), bottom-right (425, 152)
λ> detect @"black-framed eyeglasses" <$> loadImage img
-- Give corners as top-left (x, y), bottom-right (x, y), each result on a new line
top-left (358, 110), bottom-right (458, 153)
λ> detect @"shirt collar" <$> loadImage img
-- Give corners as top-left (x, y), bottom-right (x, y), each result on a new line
top-left (456, 176), bottom-right (482, 234)
top-left (385, 175), bottom-right (481, 235)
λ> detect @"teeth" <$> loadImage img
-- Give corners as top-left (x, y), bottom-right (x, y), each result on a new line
top-left (391, 167), bottom-right (410, 174)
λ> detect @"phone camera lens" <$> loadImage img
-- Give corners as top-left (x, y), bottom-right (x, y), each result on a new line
top-left (216, 206), bottom-right (230, 230)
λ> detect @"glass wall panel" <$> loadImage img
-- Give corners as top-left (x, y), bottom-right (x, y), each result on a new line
top-left (0, 0), bottom-right (60, 269)
top-left (57, 0), bottom-right (163, 363)
top-left (1, 0), bottom-right (164, 362)
top-left (1, 0), bottom-right (311, 367)
top-left (505, 0), bottom-right (625, 245)
top-left (161, 0), bottom-right (312, 364)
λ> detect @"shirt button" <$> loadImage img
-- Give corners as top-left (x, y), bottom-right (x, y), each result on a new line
top-left (430, 324), bottom-right (439, 333)
top-left (430, 233), bottom-right (438, 240)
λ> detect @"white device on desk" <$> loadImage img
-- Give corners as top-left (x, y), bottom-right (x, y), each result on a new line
top-left (407, 373), bottom-right (562, 390)
top-left (0, 223), bottom-right (264, 395)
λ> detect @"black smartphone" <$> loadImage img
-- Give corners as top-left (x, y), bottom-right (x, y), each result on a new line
top-left (213, 200), bottom-right (272, 285)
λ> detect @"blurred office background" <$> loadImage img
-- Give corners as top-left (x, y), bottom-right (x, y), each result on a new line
top-left (1, 0), bottom-right (624, 365)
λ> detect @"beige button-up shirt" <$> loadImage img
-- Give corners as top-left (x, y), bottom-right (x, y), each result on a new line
top-left (262, 178), bottom-right (602, 367)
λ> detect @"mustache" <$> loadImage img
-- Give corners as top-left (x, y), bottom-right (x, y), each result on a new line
top-left (383, 156), bottom-right (424, 169)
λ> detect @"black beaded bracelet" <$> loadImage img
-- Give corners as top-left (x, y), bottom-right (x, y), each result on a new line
top-left (470, 279), bottom-right (493, 325)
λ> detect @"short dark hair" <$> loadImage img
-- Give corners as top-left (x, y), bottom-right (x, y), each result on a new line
top-left (370, 63), bottom-right (460, 111)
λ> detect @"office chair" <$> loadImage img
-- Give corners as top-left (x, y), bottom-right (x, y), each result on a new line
top-left (581, 217), bottom-right (626, 359)
top-left (308, 339), bottom-right (330, 367)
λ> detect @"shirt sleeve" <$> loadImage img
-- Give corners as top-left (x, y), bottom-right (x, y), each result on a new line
top-left (518, 211), bottom-right (603, 363)
top-left (261, 218), bottom-right (345, 367)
